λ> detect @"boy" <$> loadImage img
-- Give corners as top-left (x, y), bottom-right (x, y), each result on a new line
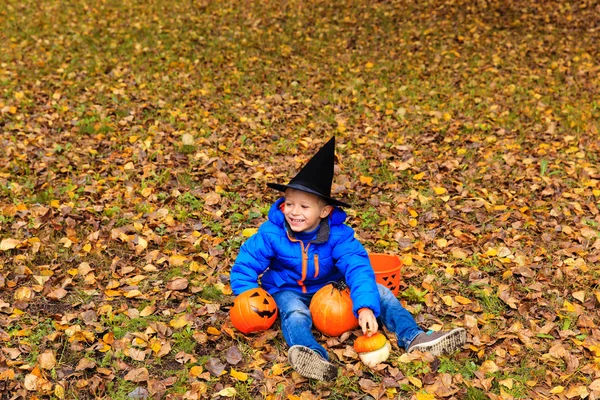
top-left (230, 137), bottom-right (466, 381)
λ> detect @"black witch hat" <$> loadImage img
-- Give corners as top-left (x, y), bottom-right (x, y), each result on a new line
top-left (267, 137), bottom-right (350, 207)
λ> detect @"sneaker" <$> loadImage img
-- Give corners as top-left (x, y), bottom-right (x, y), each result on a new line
top-left (406, 328), bottom-right (466, 356)
top-left (287, 345), bottom-right (338, 381)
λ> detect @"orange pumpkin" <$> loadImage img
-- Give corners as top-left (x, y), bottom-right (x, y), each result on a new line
top-left (354, 332), bottom-right (388, 353)
top-left (354, 332), bottom-right (391, 367)
top-left (309, 281), bottom-right (358, 336)
top-left (230, 288), bottom-right (278, 334)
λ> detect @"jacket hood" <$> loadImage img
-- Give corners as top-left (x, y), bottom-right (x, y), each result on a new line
top-left (268, 197), bottom-right (347, 228)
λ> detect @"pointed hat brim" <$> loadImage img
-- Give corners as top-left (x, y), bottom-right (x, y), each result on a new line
top-left (267, 182), bottom-right (351, 207)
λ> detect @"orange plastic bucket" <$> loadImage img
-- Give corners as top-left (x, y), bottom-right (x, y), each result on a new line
top-left (369, 253), bottom-right (402, 296)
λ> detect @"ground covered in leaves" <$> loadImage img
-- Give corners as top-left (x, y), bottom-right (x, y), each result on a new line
top-left (1, 0), bottom-right (600, 399)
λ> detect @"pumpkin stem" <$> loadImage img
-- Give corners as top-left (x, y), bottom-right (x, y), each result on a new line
top-left (332, 280), bottom-right (348, 291)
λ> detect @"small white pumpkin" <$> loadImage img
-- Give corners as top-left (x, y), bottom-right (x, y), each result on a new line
top-left (354, 332), bottom-right (391, 367)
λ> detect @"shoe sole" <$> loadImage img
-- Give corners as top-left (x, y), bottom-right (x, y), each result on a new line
top-left (287, 346), bottom-right (338, 381)
top-left (408, 328), bottom-right (466, 356)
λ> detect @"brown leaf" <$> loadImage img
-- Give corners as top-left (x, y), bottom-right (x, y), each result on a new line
top-left (128, 347), bottom-right (148, 362)
top-left (47, 287), bottom-right (68, 300)
top-left (204, 191), bottom-right (221, 206)
top-left (14, 286), bottom-right (34, 301)
top-left (24, 373), bottom-right (39, 391)
top-left (75, 358), bottom-right (97, 371)
top-left (0, 238), bottom-right (20, 251)
top-left (39, 350), bottom-right (57, 370)
top-left (225, 346), bottom-right (243, 365)
top-left (166, 277), bottom-right (188, 291)
top-left (205, 358), bottom-right (226, 376)
top-left (124, 367), bottom-right (149, 382)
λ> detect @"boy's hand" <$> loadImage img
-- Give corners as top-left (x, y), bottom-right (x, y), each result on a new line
top-left (358, 308), bottom-right (378, 337)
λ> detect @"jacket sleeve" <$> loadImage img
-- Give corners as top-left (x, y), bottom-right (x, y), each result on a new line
top-left (331, 225), bottom-right (381, 317)
top-left (230, 223), bottom-right (274, 295)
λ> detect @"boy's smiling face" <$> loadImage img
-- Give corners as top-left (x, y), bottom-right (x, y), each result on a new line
top-left (283, 189), bottom-right (332, 233)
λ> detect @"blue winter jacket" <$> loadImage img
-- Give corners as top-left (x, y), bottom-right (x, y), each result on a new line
top-left (230, 198), bottom-right (381, 317)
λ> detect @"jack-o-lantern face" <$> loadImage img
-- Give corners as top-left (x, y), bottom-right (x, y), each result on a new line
top-left (230, 288), bottom-right (278, 334)
top-left (381, 274), bottom-right (398, 294)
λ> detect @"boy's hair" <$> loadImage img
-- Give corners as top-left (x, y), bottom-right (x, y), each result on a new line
top-left (285, 188), bottom-right (330, 208)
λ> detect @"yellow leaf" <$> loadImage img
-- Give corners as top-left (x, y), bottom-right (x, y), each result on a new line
top-left (486, 248), bottom-right (498, 257)
top-left (169, 254), bottom-right (189, 267)
top-left (0, 238), bottom-right (20, 251)
top-left (563, 300), bottom-right (576, 313)
top-left (170, 315), bottom-right (191, 329)
top-left (104, 289), bottom-right (122, 297)
top-left (0, 368), bottom-right (15, 380)
top-left (216, 387), bottom-right (237, 397)
top-left (242, 228), bottom-right (258, 237)
top-left (230, 368), bottom-right (248, 381)
top-left (499, 378), bottom-right (513, 389)
top-left (416, 393), bottom-right (435, 400)
top-left (480, 360), bottom-right (499, 374)
top-left (550, 386), bottom-right (565, 394)
top-left (124, 290), bottom-right (142, 298)
top-left (189, 260), bottom-right (205, 272)
top-left (270, 363), bottom-right (288, 376)
top-left (409, 218), bottom-right (418, 227)
top-left (189, 365), bottom-right (203, 377)
top-left (413, 172), bottom-right (425, 180)
top-left (14, 91), bottom-right (24, 100)
top-left (207, 327), bottom-right (221, 336)
top-left (455, 296), bottom-right (472, 305)
top-left (15, 286), bottom-right (34, 301)
top-left (359, 176), bottom-right (373, 186)
top-left (572, 290), bottom-right (585, 303)
top-left (221, 285), bottom-right (233, 295)
top-left (365, 62), bottom-right (374, 69)
top-left (433, 186), bottom-right (447, 195)
top-left (442, 295), bottom-right (454, 306)
top-left (407, 376), bottom-right (422, 388)
top-left (82, 243), bottom-right (92, 252)
top-left (401, 255), bottom-right (413, 266)
top-left (435, 238), bottom-right (448, 248)
top-left (140, 305), bottom-right (156, 317)
top-left (54, 383), bottom-right (65, 399)
top-left (151, 341), bottom-right (162, 354)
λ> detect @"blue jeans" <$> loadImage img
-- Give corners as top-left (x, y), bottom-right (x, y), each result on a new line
top-left (272, 283), bottom-right (423, 360)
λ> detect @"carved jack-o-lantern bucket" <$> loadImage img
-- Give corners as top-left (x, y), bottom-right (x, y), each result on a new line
top-left (368, 253), bottom-right (402, 296)
top-left (230, 288), bottom-right (278, 334)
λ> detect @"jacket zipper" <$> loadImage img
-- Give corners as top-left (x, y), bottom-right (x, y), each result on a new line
top-left (287, 231), bottom-right (319, 293)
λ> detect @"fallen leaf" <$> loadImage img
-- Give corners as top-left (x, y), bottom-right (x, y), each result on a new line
top-left (38, 350), bottom-right (56, 370)
top-left (124, 367), bottom-right (149, 382)
top-left (47, 288), bottom-right (68, 300)
top-left (166, 277), bottom-right (188, 291)
top-left (230, 368), bottom-right (248, 381)
top-left (215, 387), bottom-right (237, 397)
top-left (0, 238), bottom-right (20, 251)
top-left (205, 358), bottom-right (226, 376)
top-left (225, 346), bottom-right (243, 365)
